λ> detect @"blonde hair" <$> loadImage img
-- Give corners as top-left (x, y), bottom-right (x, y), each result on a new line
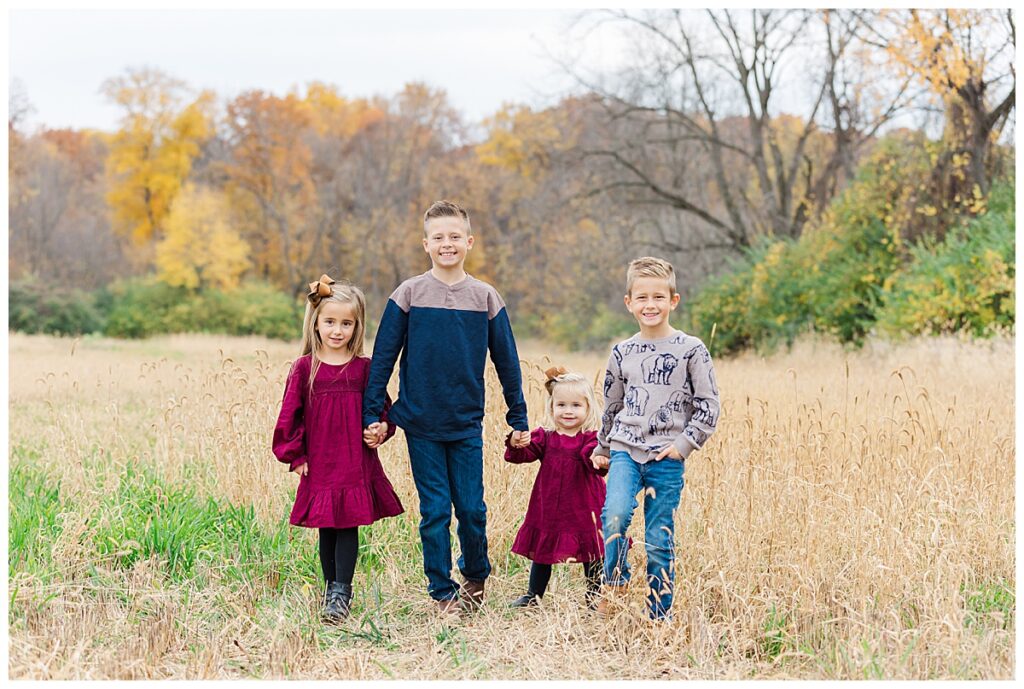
top-left (423, 199), bottom-right (472, 235)
top-left (300, 281), bottom-right (366, 391)
top-left (543, 372), bottom-right (601, 433)
top-left (626, 256), bottom-right (676, 296)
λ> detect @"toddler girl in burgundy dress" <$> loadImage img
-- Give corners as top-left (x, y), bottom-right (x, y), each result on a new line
top-left (273, 275), bottom-right (404, 623)
top-left (505, 367), bottom-right (608, 609)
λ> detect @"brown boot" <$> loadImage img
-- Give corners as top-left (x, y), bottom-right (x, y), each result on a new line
top-left (595, 584), bottom-right (628, 617)
top-left (435, 597), bottom-right (460, 615)
top-left (460, 578), bottom-right (485, 611)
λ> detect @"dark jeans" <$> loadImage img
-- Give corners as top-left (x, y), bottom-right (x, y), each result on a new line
top-left (406, 433), bottom-right (490, 601)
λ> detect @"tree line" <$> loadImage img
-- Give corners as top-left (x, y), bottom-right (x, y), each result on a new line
top-left (9, 9), bottom-right (1015, 348)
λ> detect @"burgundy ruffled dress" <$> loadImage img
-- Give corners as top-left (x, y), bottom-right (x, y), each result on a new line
top-left (505, 428), bottom-right (608, 564)
top-left (273, 355), bottom-right (404, 528)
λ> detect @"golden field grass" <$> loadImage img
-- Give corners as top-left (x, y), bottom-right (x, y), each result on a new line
top-left (6, 332), bottom-right (1015, 679)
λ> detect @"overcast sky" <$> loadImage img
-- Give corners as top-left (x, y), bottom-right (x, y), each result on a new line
top-left (9, 8), bottom-right (624, 132)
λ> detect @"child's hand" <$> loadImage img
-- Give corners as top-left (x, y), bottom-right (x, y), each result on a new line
top-left (292, 462), bottom-right (309, 476)
top-left (364, 422), bottom-right (389, 448)
top-left (510, 430), bottom-right (530, 448)
top-left (363, 423), bottom-right (382, 448)
top-left (590, 453), bottom-right (610, 471)
top-left (655, 444), bottom-right (683, 460)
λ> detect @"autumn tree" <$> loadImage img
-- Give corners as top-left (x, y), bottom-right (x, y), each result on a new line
top-left (221, 89), bottom-right (317, 294)
top-left (103, 68), bottom-right (213, 253)
top-left (868, 9), bottom-right (1015, 205)
top-left (9, 120), bottom-right (123, 286)
top-left (155, 183), bottom-right (249, 290)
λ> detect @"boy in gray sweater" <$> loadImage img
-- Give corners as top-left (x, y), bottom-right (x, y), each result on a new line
top-left (591, 256), bottom-right (719, 620)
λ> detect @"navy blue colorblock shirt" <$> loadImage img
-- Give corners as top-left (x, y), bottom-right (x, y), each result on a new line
top-left (362, 271), bottom-right (529, 441)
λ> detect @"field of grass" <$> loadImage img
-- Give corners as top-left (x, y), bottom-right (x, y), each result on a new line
top-left (7, 332), bottom-right (1015, 679)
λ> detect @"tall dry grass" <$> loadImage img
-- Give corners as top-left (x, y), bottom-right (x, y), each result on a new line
top-left (7, 332), bottom-right (1014, 679)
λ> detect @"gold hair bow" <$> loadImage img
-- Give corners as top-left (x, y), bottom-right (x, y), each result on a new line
top-left (307, 274), bottom-right (336, 305)
top-left (544, 365), bottom-right (568, 382)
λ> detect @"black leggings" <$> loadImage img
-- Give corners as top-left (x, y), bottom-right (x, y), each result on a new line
top-left (318, 527), bottom-right (359, 585)
top-left (529, 560), bottom-right (602, 597)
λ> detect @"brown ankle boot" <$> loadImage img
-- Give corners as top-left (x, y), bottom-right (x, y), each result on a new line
top-left (460, 578), bottom-right (485, 611)
top-left (435, 597), bottom-right (460, 615)
top-left (595, 584), bottom-right (628, 617)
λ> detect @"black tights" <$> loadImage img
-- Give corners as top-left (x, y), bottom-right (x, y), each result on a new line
top-left (318, 527), bottom-right (359, 585)
top-left (528, 560), bottom-right (602, 598)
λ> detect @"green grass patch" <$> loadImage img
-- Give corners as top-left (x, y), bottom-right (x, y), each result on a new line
top-left (963, 579), bottom-right (1014, 631)
top-left (91, 463), bottom-right (317, 586)
top-left (8, 457), bottom-right (66, 580)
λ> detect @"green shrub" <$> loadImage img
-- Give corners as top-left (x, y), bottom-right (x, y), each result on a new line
top-left (878, 179), bottom-right (1015, 336)
top-left (101, 277), bottom-right (186, 338)
top-left (9, 278), bottom-right (105, 336)
top-left (685, 135), bottom-right (953, 354)
top-left (100, 277), bottom-right (302, 340)
top-left (545, 301), bottom-right (636, 351)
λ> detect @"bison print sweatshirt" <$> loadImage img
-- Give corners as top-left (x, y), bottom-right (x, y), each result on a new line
top-left (596, 329), bottom-right (719, 463)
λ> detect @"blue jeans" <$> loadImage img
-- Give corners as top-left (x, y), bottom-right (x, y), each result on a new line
top-left (405, 433), bottom-right (490, 601)
top-left (601, 450), bottom-right (684, 619)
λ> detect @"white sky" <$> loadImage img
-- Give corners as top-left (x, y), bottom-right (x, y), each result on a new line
top-left (8, 7), bottom-right (618, 132)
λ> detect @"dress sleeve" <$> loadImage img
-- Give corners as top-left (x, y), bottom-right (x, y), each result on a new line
top-left (272, 359), bottom-right (308, 471)
top-left (504, 427), bottom-right (547, 464)
top-left (579, 431), bottom-right (607, 477)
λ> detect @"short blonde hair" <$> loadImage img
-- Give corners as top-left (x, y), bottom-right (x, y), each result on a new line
top-left (423, 199), bottom-right (472, 235)
top-left (626, 256), bottom-right (676, 296)
top-left (544, 372), bottom-right (601, 433)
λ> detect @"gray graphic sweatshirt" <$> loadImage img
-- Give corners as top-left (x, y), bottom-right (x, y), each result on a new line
top-left (596, 329), bottom-right (720, 463)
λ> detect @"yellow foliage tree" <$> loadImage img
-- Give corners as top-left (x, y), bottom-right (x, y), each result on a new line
top-left (103, 68), bottom-right (214, 246)
top-left (881, 9), bottom-right (1014, 199)
top-left (155, 184), bottom-right (250, 290)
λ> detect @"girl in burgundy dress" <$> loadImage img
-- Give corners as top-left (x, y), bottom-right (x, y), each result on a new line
top-left (273, 275), bottom-right (404, 623)
top-left (505, 367), bottom-right (608, 609)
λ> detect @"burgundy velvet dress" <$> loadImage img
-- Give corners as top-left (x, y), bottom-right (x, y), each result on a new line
top-left (273, 355), bottom-right (404, 528)
top-left (505, 428), bottom-right (608, 565)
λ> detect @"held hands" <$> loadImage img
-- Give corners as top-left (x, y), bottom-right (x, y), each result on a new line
top-left (509, 430), bottom-right (531, 448)
top-left (363, 422), bottom-right (389, 448)
top-left (590, 451), bottom-right (610, 471)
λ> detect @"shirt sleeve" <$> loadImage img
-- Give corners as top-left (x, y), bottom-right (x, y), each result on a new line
top-left (673, 343), bottom-right (720, 460)
top-left (504, 427), bottom-right (547, 464)
top-left (487, 306), bottom-right (529, 431)
top-left (596, 347), bottom-right (625, 455)
top-left (364, 356), bottom-right (398, 442)
top-left (362, 298), bottom-right (408, 429)
top-left (272, 359), bottom-right (308, 471)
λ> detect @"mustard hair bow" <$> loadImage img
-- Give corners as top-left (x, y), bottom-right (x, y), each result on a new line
top-left (307, 274), bottom-right (336, 305)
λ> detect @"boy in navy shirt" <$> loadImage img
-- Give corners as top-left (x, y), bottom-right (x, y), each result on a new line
top-left (363, 200), bottom-right (529, 613)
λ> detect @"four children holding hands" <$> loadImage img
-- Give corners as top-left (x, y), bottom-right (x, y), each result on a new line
top-left (273, 200), bottom-right (719, 624)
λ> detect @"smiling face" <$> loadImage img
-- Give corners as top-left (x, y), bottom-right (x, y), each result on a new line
top-left (316, 301), bottom-right (357, 354)
top-left (550, 384), bottom-right (589, 435)
top-left (423, 216), bottom-right (474, 270)
top-left (625, 276), bottom-right (680, 334)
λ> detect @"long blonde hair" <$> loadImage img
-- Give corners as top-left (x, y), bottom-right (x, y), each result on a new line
top-left (300, 281), bottom-right (366, 391)
top-left (543, 371), bottom-right (601, 432)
